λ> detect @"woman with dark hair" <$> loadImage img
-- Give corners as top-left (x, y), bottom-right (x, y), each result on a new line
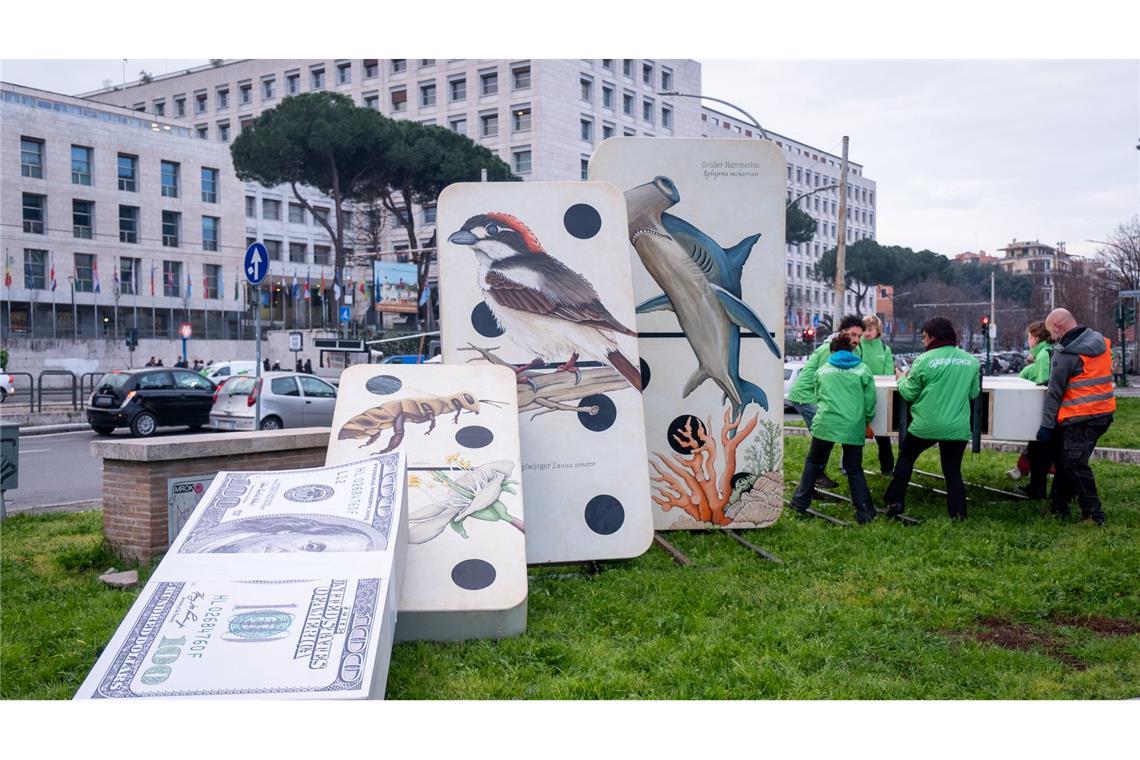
top-left (790, 333), bottom-right (878, 524)
top-left (884, 317), bottom-right (980, 520)
top-left (1011, 320), bottom-right (1056, 497)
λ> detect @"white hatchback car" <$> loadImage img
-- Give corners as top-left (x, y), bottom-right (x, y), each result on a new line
top-left (210, 372), bottom-right (338, 431)
top-left (201, 360), bottom-right (257, 385)
top-left (783, 361), bottom-right (806, 411)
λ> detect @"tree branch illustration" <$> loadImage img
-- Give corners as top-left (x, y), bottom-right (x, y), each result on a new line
top-left (651, 408), bottom-right (758, 526)
top-left (459, 343), bottom-right (631, 419)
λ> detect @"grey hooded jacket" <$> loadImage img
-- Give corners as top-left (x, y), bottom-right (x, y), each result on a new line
top-left (1041, 326), bottom-right (1114, 429)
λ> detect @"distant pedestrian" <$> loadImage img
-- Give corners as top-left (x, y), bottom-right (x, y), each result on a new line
top-left (156, 358), bottom-right (164, 366)
top-left (263, 358), bottom-right (270, 372)
top-left (790, 333), bottom-right (877, 524)
top-left (1037, 308), bottom-right (1115, 525)
top-left (885, 317), bottom-right (980, 521)
top-left (303, 359), bottom-right (313, 374)
top-left (1011, 320), bottom-right (1055, 499)
top-left (786, 314), bottom-right (865, 488)
top-left (271, 361), bottom-right (281, 371)
top-left (856, 314), bottom-right (895, 475)
top-left (145, 356), bottom-right (156, 367)
top-left (296, 358), bottom-right (304, 373)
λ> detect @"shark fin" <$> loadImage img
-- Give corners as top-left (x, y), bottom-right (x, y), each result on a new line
top-left (726, 233), bottom-right (761, 270)
top-left (681, 367), bottom-right (711, 398)
top-left (712, 285), bottom-right (783, 360)
top-left (739, 380), bottom-right (769, 413)
top-left (635, 293), bottom-right (674, 314)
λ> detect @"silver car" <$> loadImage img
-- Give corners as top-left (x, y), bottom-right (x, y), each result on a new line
top-left (210, 372), bottom-right (338, 431)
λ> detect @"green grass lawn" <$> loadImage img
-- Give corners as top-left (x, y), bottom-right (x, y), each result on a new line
top-left (3, 440), bottom-right (1138, 699)
top-left (1100, 396), bottom-right (1140, 449)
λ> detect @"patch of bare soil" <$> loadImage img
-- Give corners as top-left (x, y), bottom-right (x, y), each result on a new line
top-left (1049, 613), bottom-right (1140, 637)
top-left (949, 617), bottom-right (1088, 670)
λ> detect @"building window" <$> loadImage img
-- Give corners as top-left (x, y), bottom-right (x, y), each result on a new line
top-left (312, 206), bottom-right (329, 225)
top-left (239, 81), bottom-right (252, 104)
top-left (203, 263), bottom-right (220, 299)
top-left (22, 193), bottom-right (45, 234)
top-left (264, 240), bottom-right (281, 261)
top-left (622, 59), bottom-right (633, 77)
top-left (262, 77), bottom-right (276, 100)
top-left (73, 200), bottom-right (94, 239)
top-left (202, 216), bottom-right (219, 251)
top-left (162, 211), bottom-right (181, 248)
top-left (602, 59), bottom-right (614, 70)
top-left (154, 100), bottom-right (165, 116)
top-left (642, 98), bottom-right (655, 123)
top-left (580, 157), bottom-right (589, 180)
top-left (642, 63), bottom-right (653, 84)
top-left (217, 121), bottom-right (230, 142)
top-left (449, 77), bottom-right (466, 102)
top-left (580, 77), bottom-right (593, 101)
top-left (662, 106), bottom-right (672, 129)
top-left (363, 93), bottom-right (379, 110)
top-left (391, 59), bottom-right (407, 74)
top-left (661, 68), bottom-right (673, 90)
top-left (120, 257), bottom-right (139, 295)
top-left (289, 242), bottom-right (307, 263)
top-left (21, 137), bottom-right (45, 178)
top-left (74, 254), bottom-right (95, 293)
top-left (512, 106), bottom-right (531, 132)
top-left (623, 127), bottom-right (635, 137)
top-left (602, 85), bottom-right (614, 109)
top-left (602, 123), bottom-right (615, 139)
top-left (24, 249), bottom-right (47, 290)
top-left (363, 59), bottom-right (378, 79)
top-left (282, 72), bottom-right (297, 95)
top-left (337, 62), bottom-right (352, 85)
top-left (201, 167), bottom-right (219, 203)
top-left (174, 97), bottom-right (186, 117)
top-left (419, 82), bottom-right (437, 107)
top-left (119, 205), bottom-right (139, 243)
top-left (512, 65), bottom-right (531, 90)
top-left (512, 148), bottom-right (532, 175)
top-left (423, 205), bottom-right (437, 224)
top-left (580, 118), bottom-right (594, 142)
top-left (245, 196), bottom-right (256, 218)
top-left (480, 112), bottom-right (498, 137)
top-left (196, 124), bottom-right (208, 140)
top-left (314, 245), bottom-right (330, 265)
top-left (449, 117), bottom-right (467, 135)
top-left (216, 87), bottom-right (229, 110)
top-left (288, 203), bottom-right (305, 224)
top-left (69, 145), bottom-right (93, 185)
top-left (161, 161), bottom-right (180, 198)
top-left (195, 92), bottom-right (207, 114)
top-left (163, 260), bottom-right (181, 297)
top-left (390, 88), bottom-right (407, 112)
top-left (480, 70), bottom-right (498, 95)
top-left (622, 92), bottom-right (634, 115)
top-left (262, 199), bottom-right (281, 221)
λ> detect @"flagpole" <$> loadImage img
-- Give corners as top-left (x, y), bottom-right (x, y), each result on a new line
top-left (93, 257), bottom-right (99, 339)
top-left (51, 252), bottom-right (57, 340)
top-left (132, 258), bottom-right (138, 334)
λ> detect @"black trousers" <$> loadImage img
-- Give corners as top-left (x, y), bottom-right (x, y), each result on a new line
top-left (885, 433), bottom-right (968, 519)
top-left (874, 436), bottom-right (894, 473)
top-left (1050, 417), bottom-right (1112, 520)
top-left (1025, 440), bottom-right (1052, 499)
top-left (791, 437), bottom-right (874, 518)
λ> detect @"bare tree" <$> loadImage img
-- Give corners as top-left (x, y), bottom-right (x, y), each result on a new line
top-left (1096, 215), bottom-right (1140, 291)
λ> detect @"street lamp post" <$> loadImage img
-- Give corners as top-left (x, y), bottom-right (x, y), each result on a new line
top-left (787, 185), bottom-right (840, 210)
top-left (657, 91), bottom-right (770, 141)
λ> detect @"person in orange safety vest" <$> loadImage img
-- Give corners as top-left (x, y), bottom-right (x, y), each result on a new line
top-left (1036, 308), bottom-right (1115, 525)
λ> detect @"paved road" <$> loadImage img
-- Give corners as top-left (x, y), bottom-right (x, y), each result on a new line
top-left (5, 427), bottom-right (197, 514)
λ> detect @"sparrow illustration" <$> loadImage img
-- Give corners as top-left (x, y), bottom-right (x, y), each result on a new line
top-left (447, 212), bottom-right (642, 391)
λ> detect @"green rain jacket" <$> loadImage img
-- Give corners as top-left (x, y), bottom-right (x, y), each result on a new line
top-left (856, 336), bottom-right (895, 376)
top-left (787, 342), bottom-right (831, 405)
top-left (1018, 340), bottom-right (1054, 385)
top-left (897, 345), bottom-right (981, 441)
top-left (811, 350), bottom-right (876, 446)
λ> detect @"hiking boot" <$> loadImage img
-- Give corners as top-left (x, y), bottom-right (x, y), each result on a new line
top-left (855, 508), bottom-right (877, 525)
top-left (815, 474), bottom-right (839, 489)
top-left (885, 503), bottom-right (905, 518)
top-left (1080, 511), bottom-right (1106, 527)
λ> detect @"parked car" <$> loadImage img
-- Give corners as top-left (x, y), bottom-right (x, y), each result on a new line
top-left (201, 360), bottom-right (256, 384)
top-left (1, 373), bottom-right (15, 403)
top-left (87, 368), bottom-right (216, 437)
top-left (210, 371), bottom-right (338, 431)
top-left (783, 362), bottom-right (806, 411)
top-left (380, 354), bottom-right (428, 365)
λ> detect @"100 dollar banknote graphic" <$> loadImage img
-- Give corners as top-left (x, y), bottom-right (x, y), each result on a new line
top-left (172, 455), bottom-right (400, 554)
top-left (77, 578), bottom-right (386, 699)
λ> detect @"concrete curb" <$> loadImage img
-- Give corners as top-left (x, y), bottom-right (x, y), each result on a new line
top-left (783, 425), bottom-right (1140, 464)
top-left (16, 423), bottom-right (91, 437)
top-left (4, 499), bottom-right (102, 516)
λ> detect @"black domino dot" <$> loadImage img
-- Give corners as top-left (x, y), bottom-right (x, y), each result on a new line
top-left (451, 559), bottom-right (497, 591)
top-left (730, 472), bottom-right (751, 491)
top-left (471, 302), bottom-right (504, 338)
top-left (639, 358), bottom-right (651, 390)
top-left (455, 425), bottom-right (494, 448)
top-left (564, 204), bottom-right (603, 240)
top-left (365, 375), bottom-right (403, 395)
top-left (584, 494), bottom-right (625, 535)
top-left (577, 394), bottom-right (617, 432)
top-left (666, 414), bottom-right (707, 454)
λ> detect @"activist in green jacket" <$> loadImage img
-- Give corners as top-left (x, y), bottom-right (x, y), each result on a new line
top-left (897, 344), bottom-right (980, 441)
top-left (856, 335), bottom-right (894, 376)
top-left (787, 342), bottom-right (831, 405)
top-left (1018, 321), bottom-right (1054, 385)
top-left (812, 349), bottom-right (877, 446)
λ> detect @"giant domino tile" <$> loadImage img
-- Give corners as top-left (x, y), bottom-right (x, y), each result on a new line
top-left (589, 138), bottom-right (789, 532)
top-left (870, 375), bottom-right (1046, 441)
top-left (326, 364), bottom-right (527, 641)
top-left (437, 180), bottom-right (655, 564)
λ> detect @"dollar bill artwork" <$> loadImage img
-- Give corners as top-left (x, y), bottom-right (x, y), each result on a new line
top-left (75, 577), bottom-right (393, 699)
top-left (171, 454), bottom-right (401, 555)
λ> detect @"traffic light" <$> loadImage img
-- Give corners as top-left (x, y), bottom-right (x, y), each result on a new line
top-left (1118, 304), bottom-right (1136, 328)
top-left (980, 314), bottom-right (990, 328)
top-left (802, 327), bottom-right (815, 344)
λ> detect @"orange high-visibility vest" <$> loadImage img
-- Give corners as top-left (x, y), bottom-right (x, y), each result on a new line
top-left (1057, 338), bottom-right (1116, 423)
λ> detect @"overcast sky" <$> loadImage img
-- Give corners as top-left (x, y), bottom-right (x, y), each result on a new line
top-left (3, 58), bottom-right (1136, 259)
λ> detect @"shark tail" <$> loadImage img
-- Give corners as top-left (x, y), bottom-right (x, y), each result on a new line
top-left (608, 350), bottom-right (643, 392)
top-left (734, 379), bottom-right (769, 416)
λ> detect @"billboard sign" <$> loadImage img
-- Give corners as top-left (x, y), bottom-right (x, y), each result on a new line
top-left (372, 261), bottom-right (419, 314)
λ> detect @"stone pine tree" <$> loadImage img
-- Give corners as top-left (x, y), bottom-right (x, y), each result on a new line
top-left (814, 239), bottom-right (951, 315)
top-left (785, 204), bottom-right (817, 247)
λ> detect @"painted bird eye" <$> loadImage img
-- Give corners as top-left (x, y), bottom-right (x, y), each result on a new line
top-left (485, 223), bottom-right (499, 235)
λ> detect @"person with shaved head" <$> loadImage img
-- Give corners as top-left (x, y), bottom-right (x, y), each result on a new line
top-left (1036, 308), bottom-right (1115, 525)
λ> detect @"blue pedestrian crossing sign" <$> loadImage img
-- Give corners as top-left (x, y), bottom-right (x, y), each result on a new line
top-left (244, 242), bottom-right (269, 285)
top-left (339, 306), bottom-right (351, 323)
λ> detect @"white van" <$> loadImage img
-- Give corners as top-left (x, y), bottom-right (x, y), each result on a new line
top-left (201, 361), bottom-right (257, 384)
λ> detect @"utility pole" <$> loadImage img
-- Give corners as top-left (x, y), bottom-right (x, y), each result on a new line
top-left (991, 270), bottom-right (996, 347)
top-left (831, 136), bottom-right (850, 328)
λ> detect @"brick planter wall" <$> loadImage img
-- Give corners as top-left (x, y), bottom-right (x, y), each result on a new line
top-left (93, 428), bottom-right (331, 563)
